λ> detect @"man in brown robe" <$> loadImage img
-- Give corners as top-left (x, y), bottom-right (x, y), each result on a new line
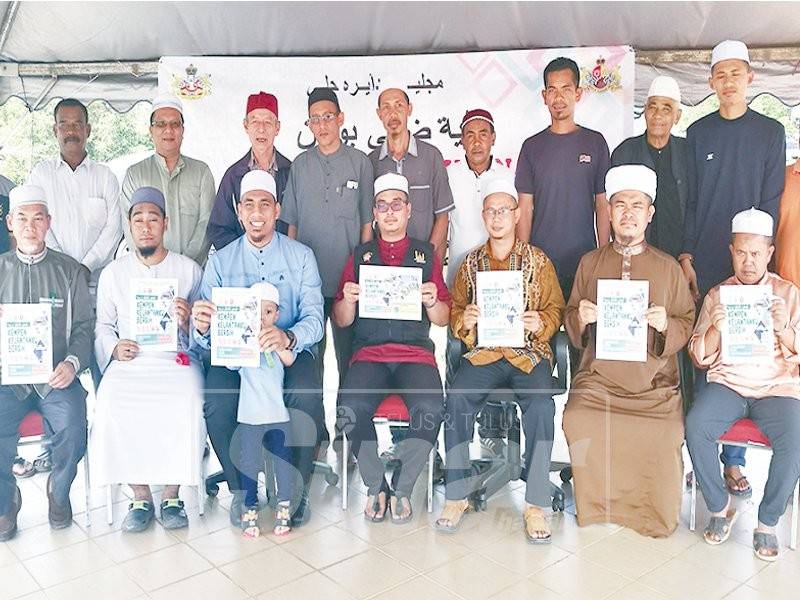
top-left (563, 164), bottom-right (695, 537)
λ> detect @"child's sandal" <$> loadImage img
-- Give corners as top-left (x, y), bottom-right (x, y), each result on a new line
top-left (273, 502), bottom-right (292, 536)
top-left (242, 507), bottom-right (260, 538)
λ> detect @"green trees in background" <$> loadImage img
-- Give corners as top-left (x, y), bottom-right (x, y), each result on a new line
top-left (0, 98), bottom-right (153, 183)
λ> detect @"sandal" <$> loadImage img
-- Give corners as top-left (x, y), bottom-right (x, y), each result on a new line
top-left (703, 507), bottom-right (738, 545)
top-left (523, 506), bottom-right (552, 545)
top-left (33, 451), bottom-right (52, 474)
top-left (12, 456), bottom-right (35, 478)
top-left (364, 480), bottom-right (390, 522)
top-left (753, 531), bottom-right (779, 562)
top-left (435, 499), bottom-right (471, 533)
top-left (273, 501), bottom-right (292, 536)
top-left (242, 506), bottom-right (260, 538)
top-left (389, 492), bottom-right (413, 525)
top-left (724, 470), bottom-right (752, 497)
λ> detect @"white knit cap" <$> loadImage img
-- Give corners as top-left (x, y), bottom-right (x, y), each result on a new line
top-left (250, 282), bottom-right (280, 305)
top-left (731, 207), bottom-right (773, 237)
top-left (605, 165), bottom-right (657, 203)
top-left (711, 40), bottom-right (750, 67)
top-left (151, 93), bottom-right (184, 114)
top-left (647, 76), bottom-right (681, 104)
top-left (374, 173), bottom-right (409, 198)
top-left (482, 177), bottom-right (518, 204)
top-left (9, 184), bottom-right (47, 212)
top-left (240, 170), bottom-right (277, 200)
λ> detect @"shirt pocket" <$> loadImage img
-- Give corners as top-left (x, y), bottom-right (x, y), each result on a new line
top-left (332, 186), bottom-right (359, 221)
top-left (409, 184), bottom-right (432, 216)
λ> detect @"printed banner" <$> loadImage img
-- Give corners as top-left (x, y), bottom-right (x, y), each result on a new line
top-left (476, 270), bottom-right (525, 348)
top-left (358, 265), bottom-right (423, 321)
top-left (159, 46), bottom-right (634, 184)
top-left (0, 303), bottom-right (52, 385)
top-left (720, 285), bottom-right (774, 364)
top-left (130, 278), bottom-right (179, 351)
top-left (596, 279), bottom-right (649, 362)
top-left (211, 287), bottom-right (261, 367)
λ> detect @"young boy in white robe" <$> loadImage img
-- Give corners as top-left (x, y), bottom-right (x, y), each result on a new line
top-left (233, 282), bottom-right (296, 537)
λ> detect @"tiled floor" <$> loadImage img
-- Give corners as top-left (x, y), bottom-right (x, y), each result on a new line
top-left (2, 447), bottom-right (798, 600)
top-left (4, 328), bottom-right (799, 599)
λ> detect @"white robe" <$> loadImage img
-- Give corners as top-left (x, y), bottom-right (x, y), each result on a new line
top-left (91, 252), bottom-right (207, 486)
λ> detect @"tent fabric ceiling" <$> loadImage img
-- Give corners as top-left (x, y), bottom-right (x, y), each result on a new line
top-left (1, 1), bottom-right (799, 111)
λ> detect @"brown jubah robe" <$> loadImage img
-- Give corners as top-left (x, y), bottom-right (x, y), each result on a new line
top-left (562, 243), bottom-right (695, 537)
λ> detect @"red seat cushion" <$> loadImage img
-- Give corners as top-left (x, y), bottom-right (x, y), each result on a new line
top-left (374, 394), bottom-right (410, 422)
top-left (18, 411), bottom-right (45, 438)
top-left (718, 418), bottom-right (771, 447)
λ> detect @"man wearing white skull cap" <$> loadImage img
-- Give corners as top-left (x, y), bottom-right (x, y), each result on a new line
top-left (687, 207), bottom-right (800, 561)
top-left (611, 75), bottom-right (688, 259)
top-left (680, 40), bottom-right (786, 492)
top-left (562, 165), bottom-right (696, 537)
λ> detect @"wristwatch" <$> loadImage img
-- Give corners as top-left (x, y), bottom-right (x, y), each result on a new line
top-left (285, 329), bottom-right (297, 351)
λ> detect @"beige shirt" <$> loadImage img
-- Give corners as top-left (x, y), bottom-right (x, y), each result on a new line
top-left (120, 153), bottom-right (215, 266)
top-left (690, 272), bottom-right (800, 400)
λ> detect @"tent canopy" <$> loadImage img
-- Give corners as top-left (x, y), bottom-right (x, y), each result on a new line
top-left (1, 1), bottom-right (799, 111)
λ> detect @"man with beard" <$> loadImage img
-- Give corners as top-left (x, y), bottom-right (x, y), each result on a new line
top-left (121, 94), bottom-right (215, 266)
top-left (90, 186), bottom-right (204, 532)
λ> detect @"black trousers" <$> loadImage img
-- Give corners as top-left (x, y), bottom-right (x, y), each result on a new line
top-left (320, 297), bottom-right (354, 388)
top-left (204, 351), bottom-right (323, 495)
top-left (0, 382), bottom-right (87, 513)
top-left (444, 358), bottom-right (555, 507)
top-left (337, 361), bottom-right (444, 496)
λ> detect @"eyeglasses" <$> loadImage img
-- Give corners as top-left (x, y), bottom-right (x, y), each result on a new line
top-left (151, 120), bottom-right (183, 130)
top-left (247, 118), bottom-right (277, 129)
top-left (305, 112), bottom-right (339, 127)
top-left (482, 206), bottom-right (517, 219)
top-left (375, 200), bottom-right (408, 213)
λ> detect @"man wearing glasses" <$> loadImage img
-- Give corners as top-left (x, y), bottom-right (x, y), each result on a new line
top-left (281, 87), bottom-right (374, 388)
top-left (369, 87), bottom-right (454, 263)
top-left (120, 94), bottom-right (215, 266)
top-left (207, 92), bottom-right (293, 250)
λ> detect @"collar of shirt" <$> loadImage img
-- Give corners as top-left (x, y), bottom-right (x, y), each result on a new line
top-left (248, 149), bottom-right (278, 175)
top-left (16, 246), bottom-right (48, 265)
top-left (377, 235), bottom-right (410, 264)
top-left (313, 143), bottom-right (347, 162)
top-left (244, 232), bottom-right (279, 257)
top-left (154, 152), bottom-right (186, 177)
top-left (475, 238), bottom-right (527, 263)
top-left (378, 132), bottom-right (418, 161)
top-left (469, 155), bottom-right (497, 178)
top-left (57, 154), bottom-right (92, 172)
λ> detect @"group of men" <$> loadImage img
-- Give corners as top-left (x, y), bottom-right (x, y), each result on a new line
top-left (0, 38), bottom-right (798, 561)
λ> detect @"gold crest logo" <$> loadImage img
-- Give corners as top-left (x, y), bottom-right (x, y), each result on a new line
top-left (362, 251), bottom-right (373, 262)
top-left (414, 250), bottom-right (426, 264)
top-left (580, 57), bottom-right (622, 93)
top-left (172, 64), bottom-right (212, 100)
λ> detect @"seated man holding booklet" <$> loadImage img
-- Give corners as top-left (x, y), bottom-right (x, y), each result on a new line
top-left (563, 165), bottom-right (695, 538)
top-left (333, 173), bottom-right (450, 524)
top-left (0, 185), bottom-right (93, 541)
top-left (686, 207), bottom-right (800, 561)
top-left (435, 177), bottom-right (564, 543)
top-left (91, 187), bottom-right (204, 533)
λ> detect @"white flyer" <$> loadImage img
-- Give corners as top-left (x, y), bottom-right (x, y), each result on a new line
top-left (130, 278), bottom-right (179, 351)
top-left (720, 284), bottom-right (774, 364)
top-left (211, 287), bottom-right (261, 367)
top-left (476, 270), bottom-right (525, 348)
top-left (0, 303), bottom-right (53, 385)
top-left (358, 265), bottom-right (423, 321)
top-left (596, 279), bottom-right (649, 362)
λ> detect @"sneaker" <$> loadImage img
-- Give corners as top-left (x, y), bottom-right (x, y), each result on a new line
top-left (159, 498), bottom-right (188, 530)
top-left (122, 500), bottom-right (154, 533)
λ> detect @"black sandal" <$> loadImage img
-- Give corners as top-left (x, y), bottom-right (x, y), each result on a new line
top-left (364, 480), bottom-right (390, 522)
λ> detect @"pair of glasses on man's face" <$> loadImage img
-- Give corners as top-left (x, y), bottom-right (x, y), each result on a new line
top-left (482, 206), bottom-right (517, 219)
top-left (375, 200), bottom-right (408, 213)
top-left (305, 112), bottom-right (339, 126)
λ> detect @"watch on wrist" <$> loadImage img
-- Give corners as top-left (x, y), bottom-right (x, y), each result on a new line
top-left (285, 330), bottom-right (297, 351)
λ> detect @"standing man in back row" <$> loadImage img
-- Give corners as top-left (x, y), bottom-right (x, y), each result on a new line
top-left (679, 40), bottom-right (786, 496)
top-left (515, 56), bottom-right (611, 301)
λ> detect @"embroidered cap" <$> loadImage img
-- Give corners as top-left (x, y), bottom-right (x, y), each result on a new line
top-left (250, 281), bottom-right (280, 306)
top-left (9, 184), bottom-right (47, 212)
top-left (374, 173), bottom-right (409, 198)
top-left (605, 165), bottom-right (657, 203)
top-left (151, 93), bottom-right (183, 115)
top-left (647, 76), bottom-right (681, 104)
top-left (731, 207), bottom-right (773, 237)
top-left (711, 40), bottom-right (750, 67)
top-left (481, 178), bottom-right (518, 204)
top-left (240, 170), bottom-right (277, 201)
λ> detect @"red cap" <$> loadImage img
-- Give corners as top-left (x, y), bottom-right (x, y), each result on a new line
top-left (460, 108), bottom-right (494, 130)
top-left (246, 92), bottom-right (278, 118)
